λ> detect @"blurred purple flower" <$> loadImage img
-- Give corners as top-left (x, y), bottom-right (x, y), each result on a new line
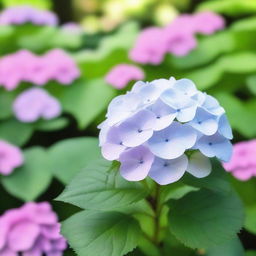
top-left (223, 140), bottom-right (256, 181)
top-left (0, 49), bottom-right (80, 90)
top-left (129, 27), bottom-right (167, 65)
top-left (0, 202), bottom-right (67, 255)
top-left (0, 140), bottom-right (23, 176)
top-left (0, 6), bottom-right (58, 26)
top-left (61, 22), bottom-right (83, 35)
top-left (99, 77), bottom-right (232, 185)
top-left (13, 88), bottom-right (61, 123)
top-left (105, 64), bottom-right (145, 89)
top-left (193, 11), bottom-right (225, 35)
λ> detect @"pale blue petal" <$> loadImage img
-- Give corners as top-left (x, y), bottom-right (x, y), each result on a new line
top-left (202, 95), bottom-right (224, 116)
top-left (176, 104), bottom-right (197, 122)
top-left (218, 114), bottom-right (233, 139)
top-left (148, 122), bottom-right (197, 159)
top-left (119, 146), bottom-right (154, 181)
top-left (187, 151), bottom-right (212, 178)
top-left (149, 155), bottom-right (188, 185)
top-left (173, 78), bottom-right (198, 96)
top-left (118, 110), bottom-right (155, 147)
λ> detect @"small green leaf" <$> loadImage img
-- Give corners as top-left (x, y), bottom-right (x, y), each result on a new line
top-left (62, 210), bottom-right (141, 256)
top-left (49, 137), bottom-right (101, 184)
top-left (206, 236), bottom-right (244, 256)
top-left (35, 117), bottom-right (69, 132)
top-left (0, 89), bottom-right (16, 120)
top-left (57, 159), bottom-right (148, 210)
top-left (1, 147), bottom-right (52, 201)
top-left (245, 205), bottom-right (256, 234)
top-left (60, 79), bottom-right (115, 129)
top-left (246, 251), bottom-right (256, 256)
top-left (169, 189), bottom-right (244, 249)
top-left (0, 118), bottom-right (34, 146)
top-left (246, 75), bottom-right (256, 95)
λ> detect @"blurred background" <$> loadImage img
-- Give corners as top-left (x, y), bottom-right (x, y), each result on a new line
top-left (1, 0), bottom-right (256, 255)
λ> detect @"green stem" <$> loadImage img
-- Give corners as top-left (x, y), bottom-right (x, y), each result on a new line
top-left (153, 184), bottom-right (161, 244)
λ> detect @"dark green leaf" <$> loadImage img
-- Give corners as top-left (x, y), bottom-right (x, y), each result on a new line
top-left (62, 210), bottom-right (141, 256)
top-left (57, 159), bottom-right (148, 210)
top-left (35, 117), bottom-right (69, 132)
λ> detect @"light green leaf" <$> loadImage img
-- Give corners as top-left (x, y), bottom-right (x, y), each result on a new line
top-left (206, 236), bottom-right (245, 256)
top-left (169, 189), bottom-right (244, 249)
top-left (246, 75), bottom-right (256, 95)
top-left (246, 251), bottom-right (256, 256)
top-left (0, 118), bottom-right (34, 146)
top-left (49, 137), bottom-right (101, 184)
top-left (245, 205), bottom-right (256, 234)
top-left (57, 159), bottom-right (148, 210)
top-left (1, 147), bottom-right (52, 201)
top-left (0, 89), bottom-right (16, 120)
top-left (60, 79), bottom-right (115, 129)
top-left (35, 117), bottom-right (69, 132)
top-left (62, 210), bottom-right (141, 256)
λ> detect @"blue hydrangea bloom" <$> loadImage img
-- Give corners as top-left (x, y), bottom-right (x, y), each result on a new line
top-left (98, 77), bottom-right (233, 185)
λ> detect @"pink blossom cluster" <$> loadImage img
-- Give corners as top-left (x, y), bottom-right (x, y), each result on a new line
top-left (0, 202), bottom-right (67, 256)
top-left (130, 11), bottom-right (225, 64)
top-left (0, 49), bottom-right (80, 91)
top-left (0, 140), bottom-right (23, 176)
top-left (223, 140), bottom-right (256, 181)
top-left (105, 64), bottom-right (145, 89)
top-left (0, 6), bottom-right (58, 26)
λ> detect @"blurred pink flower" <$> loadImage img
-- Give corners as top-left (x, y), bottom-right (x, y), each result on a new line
top-left (13, 88), bottom-right (61, 123)
top-left (0, 140), bottom-right (23, 176)
top-left (105, 64), bottom-right (145, 89)
top-left (0, 49), bottom-right (80, 90)
top-left (129, 27), bottom-right (167, 65)
top-left (0, 202), bottom-right (67, 255)
top-left (193, 11), bottom-right (225, 35)
top-left (0, 6), bottom-right (58, 26)
top-left (223, 140), bottom-right (256, 181)
top-left (61, 22), bottom-right (83, 35)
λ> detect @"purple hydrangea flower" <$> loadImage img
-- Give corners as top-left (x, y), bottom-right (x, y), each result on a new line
top-left (99, 77), bottom-right (232, 185)
top-left (0, 6), bottom-right (58, 26)
top-left (0, 202), bottom-right (67, 255)
top-left (13, 88), bottom-right (61, 123)
top-left (0, 49), bottom-right (80, 90)
top-left (61, 22), bottom-right (83, 35)
top-left (0, 140), bottom-right (23, 176)
top-left (130, 12), bottom-right (225, 64)
top-left (105, 64), bottom-right (145, 89)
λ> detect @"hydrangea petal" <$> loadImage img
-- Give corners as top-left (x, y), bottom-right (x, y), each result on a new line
top-left (218, 114), bottom-right (233, 139)
top-left (187, 151), bottom-right (212, 178)
top-left (119, 146), bottom-right (154, 181)
top-left (148, 122), bottom-right (197, 159)
top-left (173, 79), bottom-right (197, 97)
top-left (149, 155), bottom-right (188, 185)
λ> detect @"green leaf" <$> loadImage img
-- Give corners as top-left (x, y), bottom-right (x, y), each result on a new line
top-left (60, 79), bottom-right (115, 129)
top-left (246, 75), bottom-right (256, 95)
top-left (246, 251), bottom-right (256, 256)
top-left (0, 89), bottom-right (16, 120)
top-left (57, 159), bottom-right (148, 210)
top-left (49, 137), bottom-right (101, 184)
top-left (0, 118), bottom-right (34, 146)
top-left (206, 236), bottom-right (245, 256)
top-left (35, 117), bottom-right (69, 132)
top-left (1, 147), bottom-right (52, 201)
top-left (245, 205), bottom-right (256, 234)
top-left (62, 210), bottom-right (141, 256)
top-left (169, 189), bottom-right (244, 249)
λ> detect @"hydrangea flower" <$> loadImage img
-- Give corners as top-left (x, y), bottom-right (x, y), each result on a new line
top-left (99, 77), bottom-right (233, 185)
top-left (130, 11), bottom-right (225, 63)
top-left (105, 64), bottom-right (145, 89)
top-left (0, 49), bottom-right (80, 90)
top-left (0, 140), bottom-right (23, 176)
top-left (61, 22), bottom-right (83, 35)
top-left (223, 140), bottom-right (256, 181)
top-left (13, 88), bottom-right (61, 123)
top-left (0, 6), bottom-right (58, 26)
top-left (0, 202), bottom-right (67, 255)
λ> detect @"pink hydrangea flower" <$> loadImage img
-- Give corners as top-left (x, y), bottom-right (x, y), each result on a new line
top-left (0, 49), bottom-right (80, 90)
top-left (13, 88), bottom-right (61, 123)
top-left (0, 6), bottom-right (58, 26)
top-left (0, 140), bottom-right (23, 176)
top-left (193, 11), bottom-right (225, 35)
top-left (105, 64), bottom-right (145, 89)
top-left (129, 27), bottom-right (168, 65)
top-left (223, 140), bottom-right (256, 181)
top-left (0, 202), bottom-right (67, 255)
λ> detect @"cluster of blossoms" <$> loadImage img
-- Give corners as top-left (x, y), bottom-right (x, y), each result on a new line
top-left (105, 64), bottom-right (145, 89)
top-left (0, 49), bottom-right (80, 91)
top-left (13, 88), bottom-right (61, 123)
top-left (0, 6), bottom-right (58, 26)
top-left (223, 140), bottom-right (256, 181)
top-left (0, 140), bottom-right (23, 176)
top-left (0, 202), bottom-right (67, 255)
top-left (99, 77), bottom-right (232, 185)
top-left (130, 11), bottom-right (225, 64)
